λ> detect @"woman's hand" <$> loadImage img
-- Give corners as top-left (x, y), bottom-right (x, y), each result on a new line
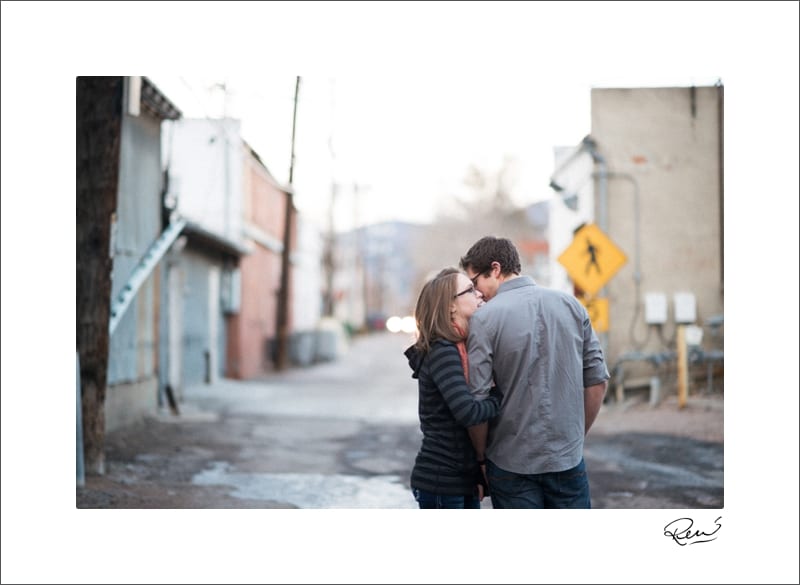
top-left (489, 385), bottom-right (503, 403)
top-left (475, 461), bottom-right (490, 501)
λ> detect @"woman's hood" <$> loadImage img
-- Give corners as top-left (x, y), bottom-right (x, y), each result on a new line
top-left (404, 344), bottom-right (423, 379)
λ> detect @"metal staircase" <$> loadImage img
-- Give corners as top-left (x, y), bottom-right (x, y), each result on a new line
top-left (108, 218), bottom-right (187, 336)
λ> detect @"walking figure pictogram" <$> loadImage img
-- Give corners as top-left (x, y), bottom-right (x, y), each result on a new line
top-left (585, 239), bottom-right (601, 275)
top-left (558, 223), bottom-right (627, 296)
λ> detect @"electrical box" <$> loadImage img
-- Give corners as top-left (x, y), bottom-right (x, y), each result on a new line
top-left (221, 267), bottom-right (241, 314)
top-left (644, 292), bottom-right (668, 324)
top-left (684, 324), bottom-right (704, 347)
top-left (674, 292), bottom-right (697, 324)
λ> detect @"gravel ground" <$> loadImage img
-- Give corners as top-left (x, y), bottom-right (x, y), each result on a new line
top-left (592, 393), bottom-right (723, 443)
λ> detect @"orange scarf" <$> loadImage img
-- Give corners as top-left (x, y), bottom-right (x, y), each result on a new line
top-left (452, 322), bottom-right (469, 384)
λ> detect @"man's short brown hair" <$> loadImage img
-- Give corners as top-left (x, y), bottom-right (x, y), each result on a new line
top-left (459, 236), bottom-right (521, 277)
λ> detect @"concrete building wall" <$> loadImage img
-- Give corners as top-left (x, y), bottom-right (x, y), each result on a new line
top-left (292, 216), bottom-right (324, 333)
top-left (290, 216), bottom-right (325, 366)
top-left (591, 86), bottom-right (724, 376)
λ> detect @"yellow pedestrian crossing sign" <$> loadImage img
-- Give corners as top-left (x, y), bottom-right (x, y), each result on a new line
top-left (558, 223), bottom-right (627, 295)
top-left (580, 296), bottom-right (609, 333)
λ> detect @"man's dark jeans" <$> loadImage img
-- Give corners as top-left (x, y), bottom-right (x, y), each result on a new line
top-left (487, 457), bottom-right (591, 509)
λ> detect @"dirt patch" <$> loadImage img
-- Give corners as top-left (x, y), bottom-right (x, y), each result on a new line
top-left (592, 393), bottom-right (723, 443)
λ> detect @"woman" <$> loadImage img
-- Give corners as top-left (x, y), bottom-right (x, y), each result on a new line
top-left (404, 267), bottom-right (502, 509)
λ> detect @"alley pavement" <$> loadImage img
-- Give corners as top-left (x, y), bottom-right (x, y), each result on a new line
top-left (78, 331), bottom-right (423, 508)
top-left (77, 331), bottom-right (723, 509)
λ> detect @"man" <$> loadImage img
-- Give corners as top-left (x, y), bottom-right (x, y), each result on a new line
top-left (460, 236), bottom-right (609, 508)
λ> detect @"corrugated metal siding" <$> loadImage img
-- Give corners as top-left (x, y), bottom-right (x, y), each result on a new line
top-left (107, 111), bottom-right (163, 385)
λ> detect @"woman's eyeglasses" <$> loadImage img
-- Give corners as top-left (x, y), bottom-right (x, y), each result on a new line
top-left (454, 285), bottom-right (477, 298)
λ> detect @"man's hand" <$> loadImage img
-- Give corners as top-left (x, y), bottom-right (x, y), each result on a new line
top-left (584, 381), bottom-right (607, 435)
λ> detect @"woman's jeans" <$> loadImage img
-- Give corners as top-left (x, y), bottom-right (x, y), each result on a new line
top-left (412, 488), bottom-right (481, 509)
top-left (486, 457), bottom-right (591, 509)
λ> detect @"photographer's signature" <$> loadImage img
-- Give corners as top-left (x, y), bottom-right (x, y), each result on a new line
top-left (664, 516), bottom-right (722, 546)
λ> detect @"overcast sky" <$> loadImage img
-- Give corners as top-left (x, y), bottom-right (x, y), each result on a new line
top-left (150, 73), bottom-right (597, 231)
top-left (149, 69), bottom-right (724, 232)
top-left (2, 1), bottom-right (799, 583)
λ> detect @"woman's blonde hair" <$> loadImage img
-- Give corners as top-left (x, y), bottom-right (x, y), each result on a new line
top-left (413, 267), bottom-right (462, 354)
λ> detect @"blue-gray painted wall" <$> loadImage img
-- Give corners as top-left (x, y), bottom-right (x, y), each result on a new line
top-left (178, 247), bottom-right (228, 387)
top-left (106, 106), bottom-right (163, 428)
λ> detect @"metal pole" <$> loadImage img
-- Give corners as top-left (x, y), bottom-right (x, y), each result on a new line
top-left (607, 172), bottom-right (642, 288)
top-left (323, 183), bottom-right (338, 317)
top-left (76, 352), bottom-right (85, 486)
top-left (676, 325), bottom-right (688, 409)
top-left (584, 136), bottom-right (608, 233)
top-left (584, 137), bottom-right (609, 354)
top-left (275, 76), bottom-right (301, 370)
top-left (716, 80), bottom-right (724, 287)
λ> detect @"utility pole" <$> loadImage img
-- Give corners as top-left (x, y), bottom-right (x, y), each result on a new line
top-left (76, 76), bottom-right (124, 475)
top-left (323, 182), bottom-right (338, 317)
top-left (323, 80), bottom-right (338, 318)
top-left (354, 183), bottom-right (369, 330)
top-left (275, 76), bottom-right (300, 370)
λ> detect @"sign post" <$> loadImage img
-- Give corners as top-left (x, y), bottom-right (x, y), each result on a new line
top-left (580, 296), bottom-right (609, 333)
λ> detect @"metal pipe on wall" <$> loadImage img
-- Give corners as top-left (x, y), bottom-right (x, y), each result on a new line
top-left (716, 80), bottom-right (724, 288)
top-left (607, 172), bottom-right (642, 289)
top-left (583, 136), bottom-right (608, 233)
